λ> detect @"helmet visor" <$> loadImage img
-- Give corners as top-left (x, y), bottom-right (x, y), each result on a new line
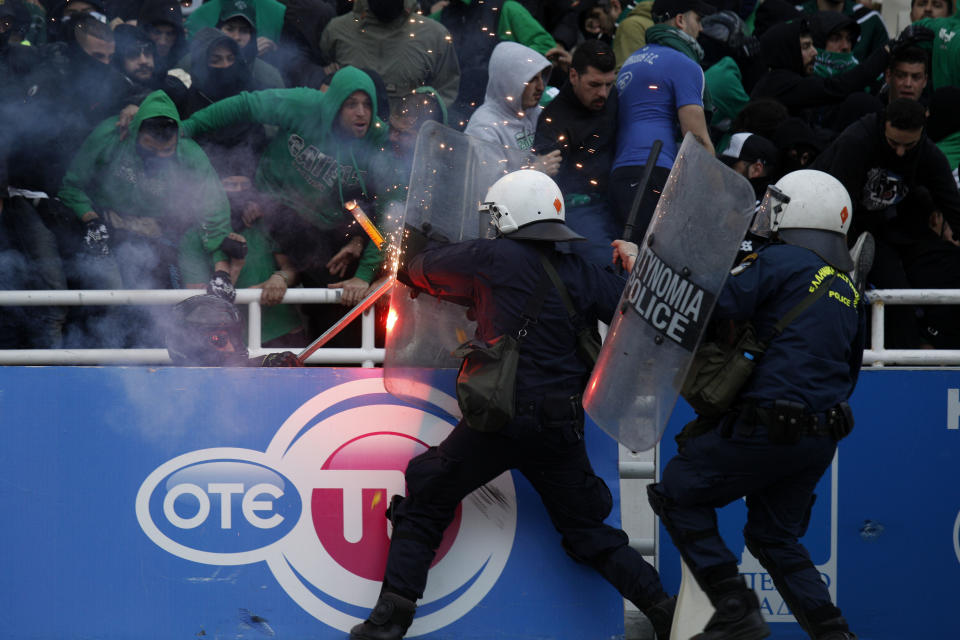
top-left (750, 185), bottom-right (791, 238)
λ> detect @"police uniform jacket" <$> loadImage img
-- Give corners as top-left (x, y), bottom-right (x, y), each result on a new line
top-left (406, 237), bottom-right (624, 401)
top-left (716, 243), bottom-right (865, 411)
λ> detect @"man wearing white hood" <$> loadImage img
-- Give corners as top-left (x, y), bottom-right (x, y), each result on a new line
top-left (464, 41), bottom-right (562, 176)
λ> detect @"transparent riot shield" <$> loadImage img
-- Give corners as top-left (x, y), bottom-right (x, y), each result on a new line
top-left (583, 135), bottom-right (756, 451)
top-left (383, 121), bottom-right (527, 408)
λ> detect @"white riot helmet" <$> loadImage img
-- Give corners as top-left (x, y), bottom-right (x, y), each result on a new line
top-left (479, 169), bottom-right (586, 242)
top-left (754, 169), bottom-right (854, 271)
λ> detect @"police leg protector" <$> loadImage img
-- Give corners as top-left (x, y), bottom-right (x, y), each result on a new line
top-left (744, 535), bottom-right (843, 637)
top-left (691, 576), bottom-right (771, 640)
top-left (349, 591), bottom-right (417, 640)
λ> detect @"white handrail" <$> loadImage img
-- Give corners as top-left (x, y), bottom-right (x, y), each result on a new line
top-left (863, 290), bottom-right (960, 367)
top-left (3, 287), bottom-right (959, 367)
top-left (0, 288), bottom-right (383, 366)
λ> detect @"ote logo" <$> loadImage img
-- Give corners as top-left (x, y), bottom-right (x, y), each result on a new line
top-left (136, 378), bottom-right (517, 636)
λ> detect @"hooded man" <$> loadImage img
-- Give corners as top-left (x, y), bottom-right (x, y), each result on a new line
top-left (320, 0), bottom-right (460, 117)
top-left (173, 0), bottom-right (284, 90)
top-left (138, 0), bottom-right (185, 73)
top-left (432, 0), bottom-right (564, 129)
top-left (182, 27), bottom-right (268, 180)
top-left (464, 40), bottom-right (561, 177)
top-left (749, 18), bottom-right (891, 130)
top-left (809, 10), bottom-right (862, 77)
top-left (181, 67), bottom-right (391, 309)
top-left (58, 90), bottom-right (235, 293)
top-left (798, 0), bottom-right (889, 60)
top-left (45, 0), bottom-right (107, 42)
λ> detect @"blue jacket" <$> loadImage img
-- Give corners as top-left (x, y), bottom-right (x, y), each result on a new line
top-left (716, 243), bottom-right (865, 410)
top-left (408, 238), bottom-right (624, 400)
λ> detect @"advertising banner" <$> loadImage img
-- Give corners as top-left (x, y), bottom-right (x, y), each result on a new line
top-left (0, 367), bottom-right (623, 640)
top-left (658, 370), bottom-right (960, 638)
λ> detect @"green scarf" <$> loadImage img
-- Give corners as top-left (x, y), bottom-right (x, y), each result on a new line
top-left (813, 49), bottom-right (859, 78)
top-left (644, 23), bottom-right (712, 116)
top-left (644, 23), bottom-right (704, 64)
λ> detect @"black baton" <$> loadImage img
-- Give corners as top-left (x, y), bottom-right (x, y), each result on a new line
top-left (622, 139), bottom-right (663, 242)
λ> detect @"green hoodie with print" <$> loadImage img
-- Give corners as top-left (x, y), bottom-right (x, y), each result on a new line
top-left (59, 90), bottom-right (232, 264)
top-left (917, 15), bottom-right (960, 90)
top-left (181, 67), bottom-right (390, 283)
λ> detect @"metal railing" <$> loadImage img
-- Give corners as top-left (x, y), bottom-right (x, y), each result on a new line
top-left (0, 288), bottom-right (384, 367)
top-left (3, 287), bottom-right (960, 367)
top-left (864, 289), bottom-right (960, 366)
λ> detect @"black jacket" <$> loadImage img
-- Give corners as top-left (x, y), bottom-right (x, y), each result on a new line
top-left (812, 111), bottom-right (960, 239)
top-left (534, 81), bottom-right (618, 199)
top-left (6, 41), bottom-right (136, 193)
top-left (750, 20), bottom-right (888, 119)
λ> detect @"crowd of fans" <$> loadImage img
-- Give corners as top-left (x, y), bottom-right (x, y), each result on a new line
top-left (1, 0), bottom-right (959, 355)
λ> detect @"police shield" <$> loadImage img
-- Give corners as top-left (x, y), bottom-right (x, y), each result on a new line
top-left (383, 121), bottom-right (527, 406)
top-left (583, 135), bottom-right (756, 451)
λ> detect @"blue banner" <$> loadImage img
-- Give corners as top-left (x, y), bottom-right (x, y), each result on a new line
top-left (0, 367), bottom-right (624, 640)
top-left (658, 370), bottom-right (960, 638)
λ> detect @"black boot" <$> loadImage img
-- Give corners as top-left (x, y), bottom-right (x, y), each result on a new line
top-left (349, 592), bottom-right (417, 640)
top-left (691, 576), bottom-right (770, 640)
top-left (814, 615), bottom-right (857, 640)
top-left (643, 595), bottom-right (676, 640)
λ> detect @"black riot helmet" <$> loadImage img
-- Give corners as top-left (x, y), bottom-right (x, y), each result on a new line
top-left (166, 294), bottom-right (248, 365)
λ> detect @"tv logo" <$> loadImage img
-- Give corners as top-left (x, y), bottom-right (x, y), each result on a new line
top-left (136, 378), bottom-right (517, 636)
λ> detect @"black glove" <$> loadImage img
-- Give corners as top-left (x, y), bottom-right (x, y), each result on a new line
top-left (260, 351), bottom-right (303, 367)
top-left (738, 35), bottom-right (762, 59)
top-left (207, 269), bottom-right (236, 302)
top-left (894, 24), bottom-right (935, 50)
top-left (220, 236), bottom-right (248, 260)
top-left (82, 218), bottom-right (111, 255)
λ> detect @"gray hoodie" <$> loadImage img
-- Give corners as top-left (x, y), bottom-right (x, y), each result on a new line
top-left (464, 41), bottom-right (550, 152)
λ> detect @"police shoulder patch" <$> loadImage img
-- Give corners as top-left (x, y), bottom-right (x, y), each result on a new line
top-left (730, 253), bottom-right (758, 276)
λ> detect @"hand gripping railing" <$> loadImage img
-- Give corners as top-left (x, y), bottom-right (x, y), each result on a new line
top-left (0, 288), bottom-right (386, 366)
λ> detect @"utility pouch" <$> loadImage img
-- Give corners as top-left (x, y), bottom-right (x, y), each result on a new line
top-left (453, 335), bottom-right (521, 432)
top-left (576, 325), bottom-right (602, 366)
top-left (681, 272), bottom-right (840, 417)
top-left (453, 264), bottom-right (554, 433)
top-left (681, 323), bottom-right (766, 417)
top-left (765, 400), bottom-right (809, 444)
top-left (542, 393), bottom-right (585, 442)
top-left (828, 402), bottom-right (855, 441)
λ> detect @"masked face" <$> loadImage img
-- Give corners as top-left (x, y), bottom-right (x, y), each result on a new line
top-left (136, 129), bottom-right (178, 174)
top-left (368, 0), bottom-right (405, 23)
top-left (205, 43), bottom-right (246, 99)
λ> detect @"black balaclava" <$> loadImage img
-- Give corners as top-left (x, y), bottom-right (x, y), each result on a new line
top-left (368, 0), bottom-right (405, 23)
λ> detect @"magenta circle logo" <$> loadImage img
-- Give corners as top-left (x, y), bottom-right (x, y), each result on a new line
top-left (312, 431), bottom-right (462, 581)
top-left (137, 378), bottom-right (517, 637)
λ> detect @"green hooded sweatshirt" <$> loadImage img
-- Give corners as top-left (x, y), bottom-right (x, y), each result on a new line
top-left (917, 15), bottom-right (960, 90)
top-left (181, 67), bottom-right (390, 283)
top-left (59, 90), bottom-right (232, 264)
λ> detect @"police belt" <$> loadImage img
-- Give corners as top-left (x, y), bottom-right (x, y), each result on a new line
top-left (735, 400), bottom-right (854, 443)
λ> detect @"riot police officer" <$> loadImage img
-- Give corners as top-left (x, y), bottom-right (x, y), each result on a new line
top-left (620, 170), bottom-right (864, 640)
top-left (350, 170), bottom-right (675, 640)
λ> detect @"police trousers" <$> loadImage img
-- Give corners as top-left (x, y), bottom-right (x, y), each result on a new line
top-left (382, 398), bottom-right (667, 609)
top-left (647, 415), bottom-right (839, 628)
